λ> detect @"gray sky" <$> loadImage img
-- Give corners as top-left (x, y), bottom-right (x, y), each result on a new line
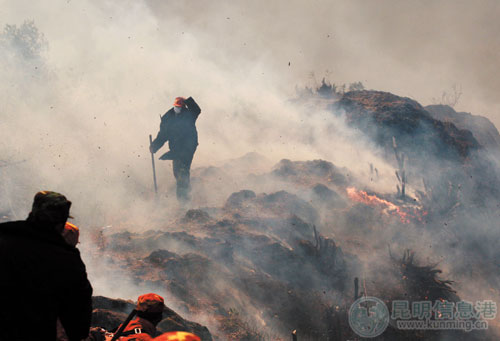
top-left (144, 0), bottom-right (500, 126)
top-left (2, 0), bottom-right (500, 125)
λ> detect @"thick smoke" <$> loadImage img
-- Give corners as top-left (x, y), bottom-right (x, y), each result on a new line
top-left (145, 0), bottom-right (500, 128)
top-left (2, 0), bottom-right (500, 339)
top-left (0, 1), bottom-right (399, 222)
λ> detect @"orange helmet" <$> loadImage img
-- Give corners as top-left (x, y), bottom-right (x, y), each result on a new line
top-left (173, 97), bottom-right (186, 107)
top-left (137, 293), bottom-right (165, 313)
top-left (153, 331), bottom-right (201, 341)
top-left (62, 222), bottom-right (80, 247)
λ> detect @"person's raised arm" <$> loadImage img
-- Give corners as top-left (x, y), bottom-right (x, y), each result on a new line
top-left (185, 97), bottom-right (201, 118)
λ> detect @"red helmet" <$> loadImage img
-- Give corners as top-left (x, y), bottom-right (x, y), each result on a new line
top-left (136, 293), bottom-right (165, 313)
top-left (173, 97), bottom-right (186, 107)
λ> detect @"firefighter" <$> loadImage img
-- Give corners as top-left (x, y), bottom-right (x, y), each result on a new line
top-left (56, 223), bottom-right (81, 340)
top-left (62, 221), bottom-right (80, 247)
top-left (0, 191), bottom-right (93, 341)
top-left (150, 96), bottom-right (201, 202)
top-left (86, 294), bottom-right (202, 341)
top-left (115, 293), bottom-right (166, 340)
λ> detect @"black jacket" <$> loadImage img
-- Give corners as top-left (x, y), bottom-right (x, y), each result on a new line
top-left (151, 97), bottom-right (201, 159)
top-left (0, 220), bottom-right (93, 341)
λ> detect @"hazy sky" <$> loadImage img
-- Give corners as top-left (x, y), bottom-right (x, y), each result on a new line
top-left (2, 0), bottom-right (500, 126)
top-left (144, 0), bottom-right (500, 126)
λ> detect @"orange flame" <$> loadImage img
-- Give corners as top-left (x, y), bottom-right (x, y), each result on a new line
top-left (346, 187), bottom-right (426, 224)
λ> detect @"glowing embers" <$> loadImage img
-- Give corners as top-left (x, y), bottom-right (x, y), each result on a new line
top-left (346, 187), bottom-right (427, 224)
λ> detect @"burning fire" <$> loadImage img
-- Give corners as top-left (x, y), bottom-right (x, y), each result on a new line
top-left (346, 187), bottom-right (427, 224)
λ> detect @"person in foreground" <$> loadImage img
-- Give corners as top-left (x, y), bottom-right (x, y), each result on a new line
top-left (89, 293), bottom-right (201, 341)
top-left (116, 293), bottom-right (166, 340)
top-left (0, 191), bottom-right (93, 341)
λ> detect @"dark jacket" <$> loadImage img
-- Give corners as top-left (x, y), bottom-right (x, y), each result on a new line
top-left (0, 220), bottom-right (93, 341)
top-left (150, 97), bottom-right (201, 159)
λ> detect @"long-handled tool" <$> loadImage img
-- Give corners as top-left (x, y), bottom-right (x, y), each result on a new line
top-left (149, 134), bottom-right (158, 194)
top-left (110, 308), bottom-right (137, 341)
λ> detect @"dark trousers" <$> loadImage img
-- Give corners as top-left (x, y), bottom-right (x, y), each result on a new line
top-left (172, 152), bottom-right (194, 201)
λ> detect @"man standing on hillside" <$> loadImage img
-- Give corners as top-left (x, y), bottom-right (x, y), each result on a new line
top-left (0, 191), bottom-right (93, 341)
top-left (150, 96), bottom-right (201, 202)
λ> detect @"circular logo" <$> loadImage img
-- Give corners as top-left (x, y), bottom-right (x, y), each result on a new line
top-left (349, 296), bottom-right (389, 338)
